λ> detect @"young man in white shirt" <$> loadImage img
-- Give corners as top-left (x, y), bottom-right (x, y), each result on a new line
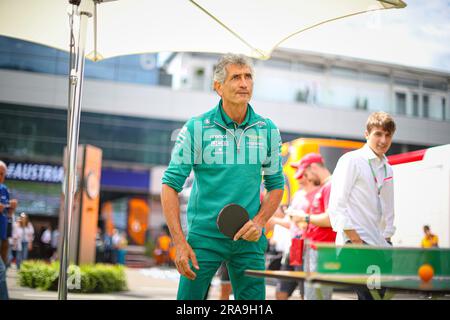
top-left (328, 111), bottom-right (396, 300)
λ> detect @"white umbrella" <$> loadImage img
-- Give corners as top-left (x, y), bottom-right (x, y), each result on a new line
top-left (0, 0), bottom-right (406, 300)
top-left (0, 0), bottom-right (406, 60)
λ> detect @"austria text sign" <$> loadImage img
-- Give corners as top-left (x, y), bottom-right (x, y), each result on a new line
top-left (6, 162), bottom-right (64, 183)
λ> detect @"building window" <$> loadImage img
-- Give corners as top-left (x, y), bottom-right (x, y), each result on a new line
top-left (422, 95), bottom-right (429, 118)
top-left (354, 97), bottom-right (368, 110)
top-left (395, 92), bottom-right (407, 115)
top-left (330, 66), bottom-right (358, 79)
top-left (423, 80), bottom-right (448, 92)
top-left (394, 77), bottom-right (419, 88)
top-left (443, 97), bottom-right (447, 120)
top-left (412, 94), bottom-right (419, 117)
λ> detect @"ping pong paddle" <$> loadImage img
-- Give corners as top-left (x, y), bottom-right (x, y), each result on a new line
top-left (217, 204), bottom-right (249, 239)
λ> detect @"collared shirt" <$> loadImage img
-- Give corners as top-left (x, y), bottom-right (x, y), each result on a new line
top-left (328, 144), bottom-right (395, 246)
top-left (162, 100), bottom-right (284, 238)
top-left (219, 100), bottom-right (251, 128)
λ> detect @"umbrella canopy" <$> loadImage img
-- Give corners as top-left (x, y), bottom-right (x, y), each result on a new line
top-left (0, 0), bottom-right (406, 61)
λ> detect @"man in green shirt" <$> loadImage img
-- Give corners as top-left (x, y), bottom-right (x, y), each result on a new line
top-left (161, 54), bottom-right (284, 300)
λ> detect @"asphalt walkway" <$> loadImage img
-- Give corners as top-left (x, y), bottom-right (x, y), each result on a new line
top-left (7, 264), bottom-right (444, 300)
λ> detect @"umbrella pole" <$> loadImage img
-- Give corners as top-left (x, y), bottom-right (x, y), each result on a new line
top-left (57, 2), bottom-right (92, 300)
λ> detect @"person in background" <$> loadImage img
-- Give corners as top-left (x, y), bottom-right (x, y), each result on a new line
top-left (40, 224), bottom-right (53, 261)
top-left (271, 170), bottom-right (319, 300)
top-left (287, 153), bottom-right (335, 300)
top-left (17, 213), bottom-right (34, 265)
top-left (116, 231), bottom-right (128, 265)
top-left (95, 227), bottom-right (105, 263)
top-left (111, 228), bottom-right (121, 264)
top-left (0, 252), bottom-right (6, 300)
top-left (12, 216), bottom-right (25, 270)
top-left (328, 111), bottom-right (397, 300)
top-left (5, 210), bottom-right (14, 268)
top-left (103, 231), bottom-right (113, 263)
top-left (154, 225), bottom-right (172, 266)
top-left (50, 227), bottom-right (59, 262)
top-left (0, 160), bottom-right (18, 300)
top-left (421, 225), bottom-right (439, 248)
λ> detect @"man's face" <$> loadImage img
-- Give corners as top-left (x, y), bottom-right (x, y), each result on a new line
top-left (298, 175), bottom-right (307, 188)
top-left (0, 166), bottom-right (6, 184)
top-left (303, 165), bottom-right (320, 185)
top-left (365, 127), bottom-right (393, 157)
top-left (215, 64), bottom-right (253, 106)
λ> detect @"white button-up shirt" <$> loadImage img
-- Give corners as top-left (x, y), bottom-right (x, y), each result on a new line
top-left (328, 144), bottom-right (395, 246)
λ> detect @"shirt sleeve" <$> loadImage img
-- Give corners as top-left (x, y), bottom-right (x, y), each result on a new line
top-left (328, 154), bottom-right (359, 232)
top-left (382, 167), bottom-right (396, 238)
top-left (161, 118), bottom-right (197, 193)
top-left (322, 182), bottom-right (332, 211)
top-left (262, 119), bottom-right (284, 192)
top-left (0, 185), bottom-right (10, 215)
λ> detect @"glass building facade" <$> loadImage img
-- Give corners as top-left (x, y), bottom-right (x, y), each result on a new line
top-left (0, 102), bottom-right (182, 166)
top-left (0, 36), bottom-right (160, 85)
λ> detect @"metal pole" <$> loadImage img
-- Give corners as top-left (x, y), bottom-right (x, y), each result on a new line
top-left (58, 1), bottom-right (92, 300)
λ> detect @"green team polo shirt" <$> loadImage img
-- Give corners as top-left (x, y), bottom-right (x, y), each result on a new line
top-left (162, 100), bottom-right (284, 239)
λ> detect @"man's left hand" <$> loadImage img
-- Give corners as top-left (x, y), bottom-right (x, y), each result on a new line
top-left (233, 220), bottom-right (263, 242)
top-left (286, 209), bottom-right (307, 224)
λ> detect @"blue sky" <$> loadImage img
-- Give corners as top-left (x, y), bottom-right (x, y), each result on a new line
top-left (281, 0), bottom-right (450, 73)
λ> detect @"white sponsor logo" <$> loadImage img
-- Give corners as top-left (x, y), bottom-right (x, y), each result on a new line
top-left (248, 141), bottom-right (264, 148)
top-left (366, 265), bottom-right (382, 290)
top-left (211, 140), bottom-right (229, 147)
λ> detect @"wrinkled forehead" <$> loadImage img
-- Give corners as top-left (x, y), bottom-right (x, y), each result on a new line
top-left (225, 64), bottom-right (252, 77)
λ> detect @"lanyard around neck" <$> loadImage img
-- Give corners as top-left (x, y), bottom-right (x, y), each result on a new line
top-left (368, 159), bottom-right (387, 195)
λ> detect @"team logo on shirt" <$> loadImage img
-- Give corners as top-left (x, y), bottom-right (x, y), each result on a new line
top-left (257, 121), bottom-right (266, 128)
top-left (203, 119), bottom-right (215, 128)
top-left (211, 140), bottom-right (229, 147)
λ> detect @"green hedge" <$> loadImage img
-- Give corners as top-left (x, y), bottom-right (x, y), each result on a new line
top-left (18, 261), bottom-right (128, 293)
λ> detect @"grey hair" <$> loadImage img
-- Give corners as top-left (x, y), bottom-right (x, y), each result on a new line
top-left (0, 161), bottom-right (7, 170)
top-left (213, 53), bottom-right (254, 84)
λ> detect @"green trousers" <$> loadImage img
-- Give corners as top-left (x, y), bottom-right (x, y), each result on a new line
top-left (177, 232), bottom-right (267, 300)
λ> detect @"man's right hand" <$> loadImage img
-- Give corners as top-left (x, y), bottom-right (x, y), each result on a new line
top-left (0, 204), bottom-right (5, 212)
top-left (345, 229), bottom-right (363, 244)
top-left (174, 241), bottom-right (199, 280)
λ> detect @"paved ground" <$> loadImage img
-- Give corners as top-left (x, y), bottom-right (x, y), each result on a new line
top-left (6, 264), bottom-right (447, 300)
